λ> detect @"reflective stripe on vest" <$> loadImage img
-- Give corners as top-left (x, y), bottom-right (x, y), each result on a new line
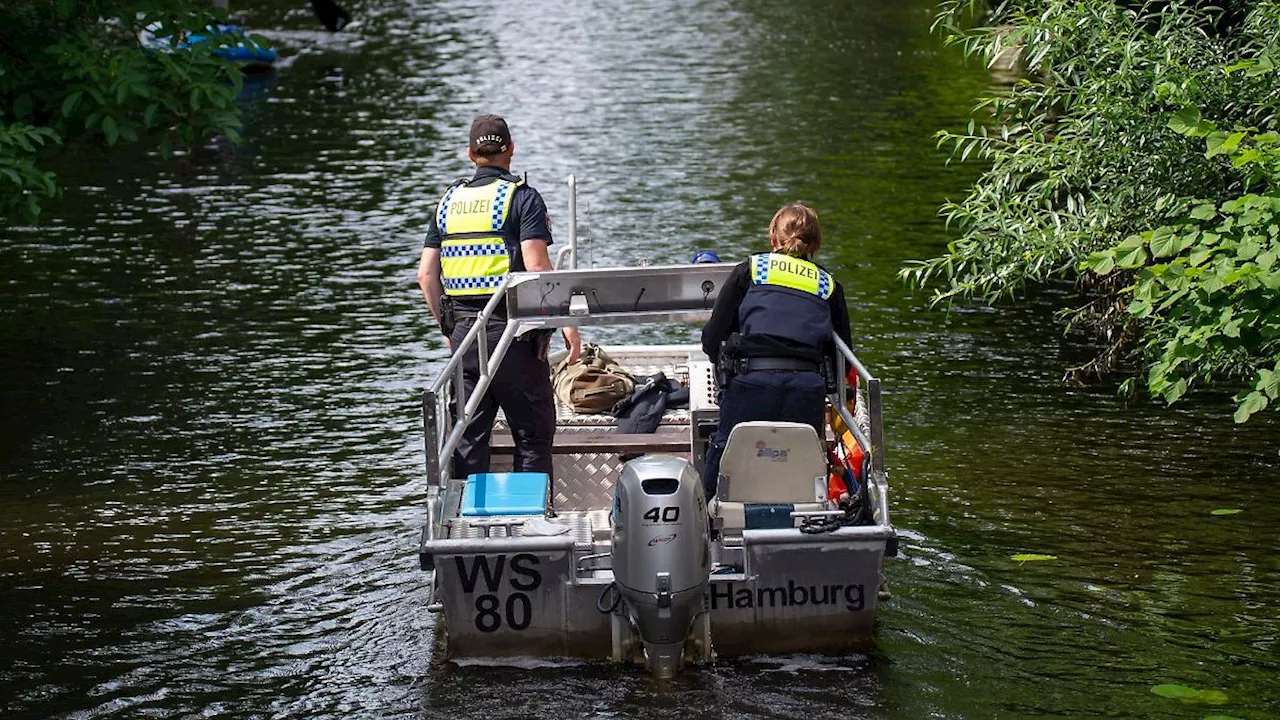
top-left (437, 179), bottom-right (518, 296)
top-left (750, 253), bottom-right (833, 299)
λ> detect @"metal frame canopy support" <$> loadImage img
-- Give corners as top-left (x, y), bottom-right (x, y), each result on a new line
top-left (507, 264), bottom-right (737, 328)
top-left (425, 264), bottom-right (737, 488)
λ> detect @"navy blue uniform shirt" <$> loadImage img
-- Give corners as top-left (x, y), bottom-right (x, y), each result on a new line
top-left (424, 166), bottom-right (553, 312)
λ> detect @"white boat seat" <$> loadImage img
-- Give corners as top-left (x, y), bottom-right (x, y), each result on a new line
top-left (709, 421), bottom-right (828, 531)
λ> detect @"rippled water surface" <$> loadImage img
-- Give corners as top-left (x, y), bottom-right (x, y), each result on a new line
top-left (2, 1), bottom-right (1278, 718)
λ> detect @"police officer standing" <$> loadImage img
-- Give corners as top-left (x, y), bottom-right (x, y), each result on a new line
top-left (417, 114), bottom-right (581, 479)
top-left (700, 203), bottom-right (852, 499)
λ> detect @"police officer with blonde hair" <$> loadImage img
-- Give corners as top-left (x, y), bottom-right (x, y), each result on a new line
top-left (418, 114), bottom-right (581, 479)
top-left (700, 203), bottom-right (852, 499)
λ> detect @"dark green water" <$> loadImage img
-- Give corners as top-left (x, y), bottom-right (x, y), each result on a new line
top-left (2, 1), bottom-right (1278, 718)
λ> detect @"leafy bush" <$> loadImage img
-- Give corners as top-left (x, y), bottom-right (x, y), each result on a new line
top-left (907, 0), bottom-right (1280, 420)
top-left (0, 124), bottom-right (59, 222)
top-left (1083, 117), bottom-right (1280, 421)
top-left (0, 0), bottom-right (249, 224)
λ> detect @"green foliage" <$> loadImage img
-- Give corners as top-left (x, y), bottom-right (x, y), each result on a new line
top-left (0, 0), bottom-right (247, 224)
top-left (909, 0), bottom-right (1280, 420)
top-left (0, 123), bottom-right (60, 221)
top-left (1083, 123), bottom-right (1280, 421)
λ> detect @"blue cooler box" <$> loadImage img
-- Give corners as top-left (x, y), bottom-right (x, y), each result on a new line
top-left (460, 472), bottom-right (549, 516)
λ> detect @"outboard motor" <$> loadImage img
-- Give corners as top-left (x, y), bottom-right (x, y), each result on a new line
top-left (611, 456), bottom-right (710, 678)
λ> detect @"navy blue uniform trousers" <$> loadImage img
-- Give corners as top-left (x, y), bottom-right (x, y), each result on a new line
top-left (449, 317), bottom-right (555, 478)
top-left (702, 369), bottom-right (827, 499)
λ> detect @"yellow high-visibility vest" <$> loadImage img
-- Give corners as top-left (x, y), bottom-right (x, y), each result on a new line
top-left (750, 253), bottom-right (833, 299)
top-left (436, 178), bottom-right (521, 296)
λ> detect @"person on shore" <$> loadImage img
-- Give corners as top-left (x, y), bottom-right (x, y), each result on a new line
top-left (699, 203), bottom-right (852, 498)
top-left (417, 114), bottom-right (581, 479)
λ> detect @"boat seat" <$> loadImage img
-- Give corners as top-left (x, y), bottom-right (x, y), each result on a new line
top-left (709, 422), bottom-right (828, 531)
top-left (460, 472), bottom-right (549, 516)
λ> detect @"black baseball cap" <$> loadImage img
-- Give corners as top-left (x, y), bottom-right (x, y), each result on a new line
top-left (469, 114), bottom-right (512, 156)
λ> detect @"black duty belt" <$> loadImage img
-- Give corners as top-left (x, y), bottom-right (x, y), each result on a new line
top-left (742, 357), bottom-right (821, 373)
top-left (454, 309), bottom-right (508, 321)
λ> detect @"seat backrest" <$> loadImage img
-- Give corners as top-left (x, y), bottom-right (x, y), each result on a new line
top-left (718, 421), bottom-right (827, 504)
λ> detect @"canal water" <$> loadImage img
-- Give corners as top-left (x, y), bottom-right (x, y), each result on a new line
top-left (2, 0), bottom-right (1277, 718)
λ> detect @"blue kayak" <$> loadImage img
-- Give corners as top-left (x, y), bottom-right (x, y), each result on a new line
top-left (187, 25), bottom-right (278, 66)
top-left (141, 23), bottom-right (277, 68)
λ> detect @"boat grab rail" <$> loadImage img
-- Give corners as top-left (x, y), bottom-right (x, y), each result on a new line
top-left (426, 274), bottom-right (521, 488)
top-left (831, 335), bottom-right (890, 526)
top-left (553, 174), bottom-right (578, 270)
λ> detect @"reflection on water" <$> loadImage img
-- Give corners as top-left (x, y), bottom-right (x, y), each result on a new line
top-left (1, 0), bottom-right (1277, 718)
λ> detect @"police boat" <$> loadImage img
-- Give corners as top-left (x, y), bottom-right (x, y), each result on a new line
top-left (417, 180), bottom-right (896, 677)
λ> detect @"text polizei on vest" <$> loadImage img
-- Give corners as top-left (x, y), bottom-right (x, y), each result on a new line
top-left (768, 256), bottom-right (821, 281)
top-left (450, 198), bottom-right (492, 216)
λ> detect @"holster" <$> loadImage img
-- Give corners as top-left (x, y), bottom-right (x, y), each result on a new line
top-left (821, 352), bottom-right (837, 394)
top-left (439, 295), bottom-right (457, 337)
top-left (532, 328), bottom-right (554, 362)
top-left (715, 333), bottom-right (744, 389)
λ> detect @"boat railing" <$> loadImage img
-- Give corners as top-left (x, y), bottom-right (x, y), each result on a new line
top-left (553, 174), bottom-right (579, 271)
top-left (831, 335), bottom-right (890, 526)
top-left (423, 273), bottom-right (516, 490)
top-left (425, 266), bottom-right (886, 506)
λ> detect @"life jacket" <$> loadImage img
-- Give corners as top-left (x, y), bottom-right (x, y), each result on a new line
top-left (737, 252), bottom-right (834, 351)
top-left (436, 173), bottom-right (523, 296)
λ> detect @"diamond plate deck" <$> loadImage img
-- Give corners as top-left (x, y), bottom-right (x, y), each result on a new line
top-left (484, 347), bottom-right (700, 510)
